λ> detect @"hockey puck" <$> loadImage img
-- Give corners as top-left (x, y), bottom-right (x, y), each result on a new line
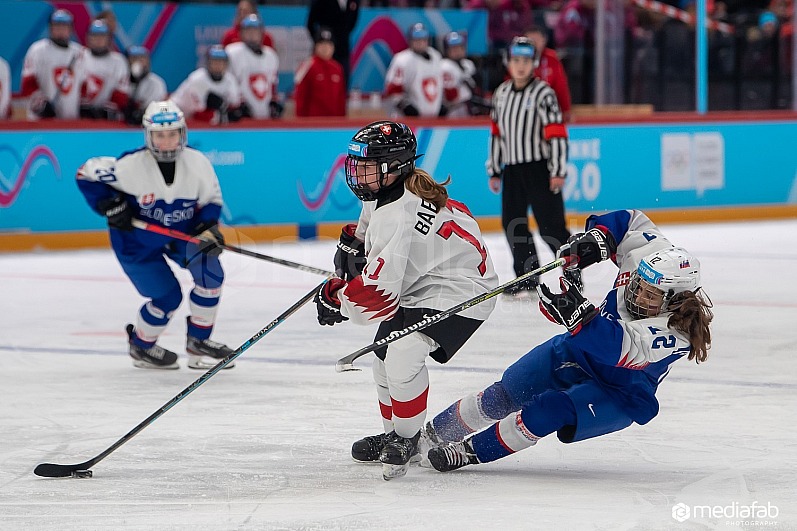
top-left (71, 470), bottom-right (93, 479)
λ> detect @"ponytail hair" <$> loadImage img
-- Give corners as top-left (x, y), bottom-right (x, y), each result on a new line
top-left (667, 289), bottom-right (714, 363)
top-left (404, 169), bottom-right (451, 210)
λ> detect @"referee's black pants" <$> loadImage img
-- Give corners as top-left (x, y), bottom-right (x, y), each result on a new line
top-left (501, 160), bottom-right (571, 277)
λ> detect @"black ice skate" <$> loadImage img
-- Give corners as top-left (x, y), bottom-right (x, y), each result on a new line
top-left (351, 432), bottom-right (390, 463)
top-left (503, 274), bottom-right (539, 298)
top-left (379, 431), bottom-right (421, 480)
top-left (563, 267), bottom-right (584, 292)
top-left (186, 335), bottom-right (235, 370)
top-left (428, 438), bottom-right (480, 472)
top-left (126, 324), bottom-right (179, 370)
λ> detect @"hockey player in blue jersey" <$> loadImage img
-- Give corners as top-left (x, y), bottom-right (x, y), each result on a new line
top-left (76, 100), bottom-right (234, 370)
top-left (423, 209), bottom-right (714, 472)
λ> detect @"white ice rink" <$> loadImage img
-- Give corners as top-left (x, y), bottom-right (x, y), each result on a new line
top-left (2, 219), bottom-right (796, 530)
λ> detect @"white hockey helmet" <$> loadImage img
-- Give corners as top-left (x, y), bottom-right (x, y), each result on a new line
top-left (142, 100), bottom-right (187, 162)
top-left (624, 247), bottom-right (701, 319)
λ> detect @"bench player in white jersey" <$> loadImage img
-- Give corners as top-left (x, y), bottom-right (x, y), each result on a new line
top-left (76, 100), bottom-right (235, 371)
top-left (314, 121), bottom-right (499, 480)
top-left (440, 31), bottom-right (477, 118)
top-left (384, 23), bottom-right (444, 118)
top-left (122, 46), bottom-right (168, 125)
top-left (422, 210), bottom-right (714, 472)
top-left (0, 56), bottom-right (10, 119)
top-left (171, 45), bottom-right (243, 124)
top-left (225, 14), bottom-right (282, 119)
top-left (19, 9), bottom-right (85, 120)
top-left (79, 20), bottom-right (130, 121)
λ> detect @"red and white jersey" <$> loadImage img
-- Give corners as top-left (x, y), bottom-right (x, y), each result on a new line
top-left (339, 188), bottom-right (499, 325)
top-left (128, 72), bottom-right (168, 109)
top-left (441, 57), bottom-right (476, 118)
top-left (225, 42), bottom-right (279, 119)
top-left (170, 68), bottom-right (242, 118)
top-left (384, 48), bottom-right (444, 117)
top-left (81, 51), bottom-right (129, 108)
top-left (0, 57), bottom-right (10, 119)
top-left (22, 39), bottom-right (85, 119)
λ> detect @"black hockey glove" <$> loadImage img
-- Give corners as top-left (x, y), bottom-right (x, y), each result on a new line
top-left (192, 222), bottom-right (225, 257)
top-left (334, 223), bottom-right (366, 281)
top-left (123, 103), bottom-right (144, 126)
top-left (537, 277), bottom-right (599, 335)
top-left (269, 101), bottom-right (284, 119)
top-left (556, 225), bottom-right (617, 269)
top-left (438, 105), bottom-right (449, 117)
top-left (97, 195), bottom-right (133, 231)
top-left (226, 105), bottom-right (244, 122)
top-left (206, 92), bottom-right (224, 111)
top-left (315, 278), bottom-right (348, 326)
top-left (34, 100), bottom-right (57, 119)
top-left (397, 100), bottom-right (419, 117)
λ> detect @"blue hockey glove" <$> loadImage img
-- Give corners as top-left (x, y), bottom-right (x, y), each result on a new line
top-left (537, 277), bottom-right (598, 335)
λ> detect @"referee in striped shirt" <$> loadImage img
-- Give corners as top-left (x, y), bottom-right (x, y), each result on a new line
top-left (487, 36), bottom-right (580, 295)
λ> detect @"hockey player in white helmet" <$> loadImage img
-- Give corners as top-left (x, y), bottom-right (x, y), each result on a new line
top-left (122, 46), bottom-right (167, 125)
top-left (384, 23), bottom-right (445, 118)
top-left (424, 209), bottom-right (713, 472)
top-left (79, 19), bottom-right (130, 120)
top-left (440, 31), bottom-right (478, 118)
top-left (314, 121), bottom-right (498, 480)
top-left (171, 45), bottom-right (243, 123)
top-left (76, 100), bottom-right (235, 370)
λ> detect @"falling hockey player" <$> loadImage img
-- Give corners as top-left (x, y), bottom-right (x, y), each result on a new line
top-left (76, 100), bottom-right (235, 370)
top-left (314, 121), bottom-right (499, 480)
top-left (421, 209), bottom-right (715, 472)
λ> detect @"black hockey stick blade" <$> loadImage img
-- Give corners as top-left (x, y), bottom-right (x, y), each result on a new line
top-left (335, 258), bottom-right (566, 372)
top-left (34, 460), bottom-right (94, 478)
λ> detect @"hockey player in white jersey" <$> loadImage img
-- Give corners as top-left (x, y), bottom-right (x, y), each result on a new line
top-left (19, 9), bottom-right (85, 120)
top-left (225, 14), bottom-right (282, 119)
top-left (122, 46), bottom-right (168, 125)
top-left (314, 121), bottom-right (499, 480)
top-left (384, 23), bottom-right (445, 118)
top-left (171, 45), bottom-right (243, 124)
top-left (423, 210), bottom-right (714, 472)
top-left (440, 31), bottom-right (477, 118)
top-left (79, 20), bottom-right (130, 120)
top-left (0, 56), bottom-right (10, 119)
top-left (76, 100), bottom-right (235, 370)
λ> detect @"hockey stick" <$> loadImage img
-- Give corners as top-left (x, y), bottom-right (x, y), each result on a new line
top-left (335, 258), bottom-right (566, 373)
top-left (131, 219), bottom-right (333, 277)
top-left (33, 279), bottom-right (328, 478)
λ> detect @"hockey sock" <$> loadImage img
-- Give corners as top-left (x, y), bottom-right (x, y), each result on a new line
top-left (187, 285), bottom-right (221, 340)
top-left (390, 366), bottom-right (429, 438)
top-left (372, 359), bottom-right (393, 433)
top-left (433, 382), bottom-right (514, 442)
top-left (133, 287), bottom-right (182, 348)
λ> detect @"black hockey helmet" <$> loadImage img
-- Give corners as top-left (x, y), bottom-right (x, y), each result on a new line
top-left (344, 121), bottom-right (421, 201)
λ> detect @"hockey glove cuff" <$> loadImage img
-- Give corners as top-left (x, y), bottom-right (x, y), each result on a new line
top-left (315, 278), bottom-right (348, 326)
top-left (334, 223), bottom-right (366, 281)
top-left (537, 277), bottom-right (598, 335)
top-left (556, 225), bottom-right (617, 269)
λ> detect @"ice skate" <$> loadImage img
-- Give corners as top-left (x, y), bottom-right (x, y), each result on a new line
top-left (186, 335), bottom-right (235, 370)
top-left (503, 275), bottom-right (538, 299)
top-left (351, 432), bottom-right (390, 463)
top-left (126, 324), bottom-right (179, 370)
top-left (379, 431), bottom-right (421, 480)
top-left (417, 421), bottom-right (445, 469)
top-left (428, 439), bottom-right (480, 472)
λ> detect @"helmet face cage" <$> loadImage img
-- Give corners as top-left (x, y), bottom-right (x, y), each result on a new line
top-left (344, 121), bottom-right (418, 201)
top-left (143, 101), bottom-right (187, 163)
top-left (624, 247), bottom-right (701, 320)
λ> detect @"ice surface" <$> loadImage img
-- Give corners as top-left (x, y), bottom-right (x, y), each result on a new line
top-left (1, 220), bottom-right (796, 530)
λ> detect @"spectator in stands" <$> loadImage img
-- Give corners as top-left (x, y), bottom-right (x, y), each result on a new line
top-left (525, 25), bottom-right (573, 122)
top-left (384, 23), bottom-right (445, 117)
top-left (1, 56), bottom-right (10, 119)
top-left (226, 14), bottom-right (282, 119)
top-left (221, 0), bottom-right (275, 49)
top-left (19, 9), bottom-right (84, 120)
top-left (79, 20), bottom-right (130, 121)
top-left (171, 45), bottom-right (243, 124)
top-left (307, 0), bottom-right (360, 84)
top-left (441, 31), bottom-right (479, 117)
top-left (294, 28), bottom-right (347, 117)
top-left (123, 46), bottom-right (168, 126)
top-left (467, 0), bottom-right (533, 50)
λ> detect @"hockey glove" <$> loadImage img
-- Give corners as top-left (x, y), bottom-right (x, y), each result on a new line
top-left (34, 99), bottom-right (57, 119)
top-left (333, 223), bottom-right (366, 281)
top-left (537, 277), bottom-right (598, 335)
top-left (556, 225), bottom-right (617, 269)
top-left (315, 278), bottom-right (348, 326)
top-left (206, 92), bottom-right (224, 111)
top-left (192, 222), bottom-right (225, 257)
top-left (397, 100), bottom-right (419, 117)
top-left (269, 101), bottom-right (284, 119)
top-left (97, 195), bottom-right (133, 231)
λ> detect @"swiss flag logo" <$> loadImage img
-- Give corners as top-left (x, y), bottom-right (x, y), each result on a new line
top-left (422, 77), bottom-right (439, 103)
top-left (82, 75), bottom-right (105, 101)
top-left (380, 124), bottom-right (392, 136)
top-left (53, 67), bottom-right (74, 94)
top-left (249, 73), bottom-right (269, 100)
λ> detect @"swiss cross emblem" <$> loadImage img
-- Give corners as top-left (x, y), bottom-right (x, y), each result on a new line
top-left (249, 73), bottom-right (269, 100)
top-left (380, 124), bottom-right (392, 136)
top-left (422, 77), bottom-right (439, 103)
top-left (84, 75), bottom-right (105, 100)
top-left (53, 67), bottom-right (74, 94)
top-left (140, 193), bottom-right (155, 207)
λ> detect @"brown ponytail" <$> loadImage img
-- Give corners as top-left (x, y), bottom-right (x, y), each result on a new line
top-left (404, 169), bottom-right (451, 210)
top-left (667, 290), bottom-right (714, 363)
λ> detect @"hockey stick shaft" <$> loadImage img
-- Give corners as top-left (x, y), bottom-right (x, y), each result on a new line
top-left (131, 219), bottom-right (333, 277)
top-left (33, 279), bottom-right (328, 478)
top-left (335, 258), bottom-right (566, 372)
